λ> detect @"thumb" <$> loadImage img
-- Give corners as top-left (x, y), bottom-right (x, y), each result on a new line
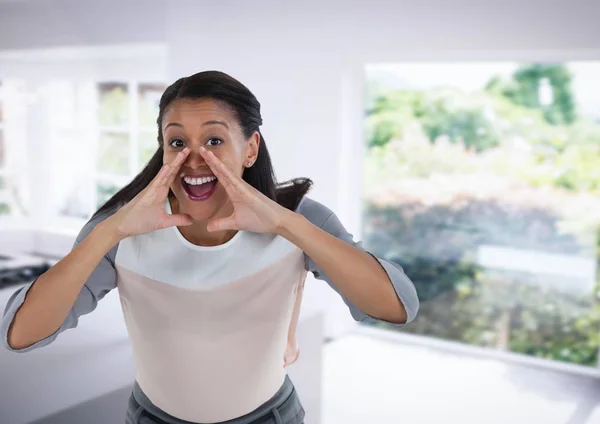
top-left (162, 213), bottom-right (194, 228)
top-left (207, 216), bottom-right (238, 232)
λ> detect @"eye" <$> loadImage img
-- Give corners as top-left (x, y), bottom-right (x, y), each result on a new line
top-left (206, 138), bottom-right (223, 147)
top-left (169, 138), bottom-right (185, 149)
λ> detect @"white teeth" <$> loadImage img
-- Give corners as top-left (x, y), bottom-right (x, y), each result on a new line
top-left (183, 175), bottom-right (217, 185)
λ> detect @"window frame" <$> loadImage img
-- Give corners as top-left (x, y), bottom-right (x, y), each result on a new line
top-left (49, 79), bottom-right (165, 231)
top-left (0, 78), bottom-right (29, 230)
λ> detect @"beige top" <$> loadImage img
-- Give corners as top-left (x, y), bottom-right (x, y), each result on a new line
top-left (113, 200), bottom-right (306, 422)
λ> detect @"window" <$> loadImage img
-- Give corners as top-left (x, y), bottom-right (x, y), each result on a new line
top-left (42, 80), bottom-right (165, 223)
top-left (363, 62), bottom-right (600, 368)
top-left (0, 80), bottom-right (27, 218)
top-left (0, 81), bottom-right (6, 215)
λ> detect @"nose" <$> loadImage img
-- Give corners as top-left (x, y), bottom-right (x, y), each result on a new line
top-left (183, 149), bottom-right (206, 170)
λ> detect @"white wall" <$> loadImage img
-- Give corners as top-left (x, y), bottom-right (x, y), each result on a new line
top-left (3, 0), bottom-right (599, 53)
top-left (0, 0), bottom-right (167, 51)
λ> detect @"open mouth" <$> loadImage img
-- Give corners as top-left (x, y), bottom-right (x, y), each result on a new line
top-left (181, 174), bottom-right (218, 201)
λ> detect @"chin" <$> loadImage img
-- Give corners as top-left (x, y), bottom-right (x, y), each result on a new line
top-left (171, 183), bottom-right (228, 221)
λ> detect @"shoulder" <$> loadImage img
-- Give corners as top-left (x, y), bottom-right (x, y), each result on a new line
top-left (294, 195), bottom-right (334, 226)
top-left (294, 195), bottom-right (345, 233)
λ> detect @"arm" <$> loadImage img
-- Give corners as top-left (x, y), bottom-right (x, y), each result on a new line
top-left (1, 213), bottom-right (120, 352)
top-left (284, 277), bottom-right (305, 367)
top-left (193, 149), bottom-right (418, 324)
top-left (1, 149), bottom-right (194, 352)
top-left (279, 197), bottom-right (419, 326)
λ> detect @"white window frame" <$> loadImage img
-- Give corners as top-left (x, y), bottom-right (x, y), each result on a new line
top-left (48, 80), bottom-right (165, 232)
top-left (0, 79), bottom-right (29, 231)
top-left (0, 116), bottom-right (6, 210)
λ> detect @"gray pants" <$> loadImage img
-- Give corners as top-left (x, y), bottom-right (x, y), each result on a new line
top-left (126, 375), bottom-right (305, 424)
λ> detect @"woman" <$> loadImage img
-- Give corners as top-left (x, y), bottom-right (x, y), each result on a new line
top-left (1, 71), bottom-right (419, 424)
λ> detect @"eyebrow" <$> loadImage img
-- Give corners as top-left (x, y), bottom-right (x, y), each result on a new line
top-left (164, 120), bottom-right (229, 130)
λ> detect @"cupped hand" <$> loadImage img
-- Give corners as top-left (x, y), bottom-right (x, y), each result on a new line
top-left (199, 146), bottom-right (292, 234)
top-left (108, 148), bottom-right (193, 238)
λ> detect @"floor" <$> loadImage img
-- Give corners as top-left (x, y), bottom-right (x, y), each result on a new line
top-left (13, 323), bottom-right (600, 424)
top-left (322, 329), bottom-right (600, 424)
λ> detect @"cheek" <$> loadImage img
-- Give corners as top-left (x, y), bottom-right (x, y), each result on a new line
top-left (214, 149), bottom-right (245, 175)
top-left (163, 150), bottom-right (173, 161)
top-left (163, 151), bottom-right (180, 167)
top-left (163, 152), bottom-right (179, 182)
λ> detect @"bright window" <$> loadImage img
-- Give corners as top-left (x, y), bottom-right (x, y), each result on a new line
top-left (41, 80), bottom-right (165, 224)
top-left (0, 81), bottom-right (6, 215)
top-left (363, 62), bottom-right (600, 368)
top-left (0, 80), bottom-right (27, 218)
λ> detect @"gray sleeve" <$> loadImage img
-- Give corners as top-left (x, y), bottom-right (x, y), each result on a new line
top-left (1, 210), bottom-right (119, 353)
top-left (296, 196), bottom-right (419, 326)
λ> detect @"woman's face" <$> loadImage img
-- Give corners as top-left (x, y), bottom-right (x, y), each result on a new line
top-left (161, 98), bottom-right (259, 220)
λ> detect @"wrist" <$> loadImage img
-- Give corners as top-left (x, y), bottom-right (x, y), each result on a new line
top-left (96, 216), bottom-right (126, 246)
top-left (275, 209), bottom-right (306, 240)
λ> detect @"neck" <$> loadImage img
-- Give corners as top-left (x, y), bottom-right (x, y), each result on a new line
top-left (168, 196), bottom-right (238, 247)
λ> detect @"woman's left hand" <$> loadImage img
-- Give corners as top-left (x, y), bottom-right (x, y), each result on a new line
top-left (199, 146), bottom-right (291, 234)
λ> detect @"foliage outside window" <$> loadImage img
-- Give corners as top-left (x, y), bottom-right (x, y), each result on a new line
top-left (363, 62), bottom-right (600, 367)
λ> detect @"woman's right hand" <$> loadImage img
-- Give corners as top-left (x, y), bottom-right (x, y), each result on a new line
top-left (107, 148), bottom-right (193, 239)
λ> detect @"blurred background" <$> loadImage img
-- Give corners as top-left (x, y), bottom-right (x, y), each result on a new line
top-left (1, 0), bottom-right (600, 423)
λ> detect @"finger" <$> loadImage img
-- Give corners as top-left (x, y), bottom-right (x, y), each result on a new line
top-left (165, 148), bottom-right (190, 187)
top-left (147, 163), bottom-right (171, 193)
top-left (199, 147), bottom-right (244, 194)
top-left (161, 213), bottom-right (194, 228)
top-left (146, 149), bottom-right (189, 198)
top-left (207, 216), bottom-right (238, 232)
top-left (199, 147), bottom-right (239, 186)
